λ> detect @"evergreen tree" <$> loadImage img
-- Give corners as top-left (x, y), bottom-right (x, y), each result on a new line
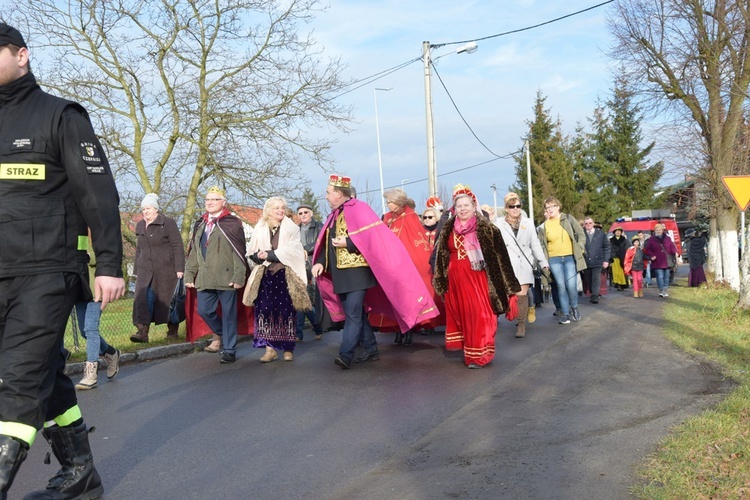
top-left (511, 91), bottom-right (580, 224)
top-left (583, 74), bottom-right (663, 224)
top-left (294, 187), bottom-right (323, 218)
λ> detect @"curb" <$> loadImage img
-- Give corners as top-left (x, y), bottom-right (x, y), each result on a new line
top-left (64, 339), bottom-right (211, 376)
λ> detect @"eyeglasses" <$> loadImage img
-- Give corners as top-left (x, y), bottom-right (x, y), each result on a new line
top-left (507, 204), bottom-right (522, 209)
top-left (422, 215), bottom-right (435, 220)
top-left (205, 198), bottom-right (224, 202)
top-left (544, 205), bottom-right (558, 211)
top-left (297, 210), bottom-right (311, 215)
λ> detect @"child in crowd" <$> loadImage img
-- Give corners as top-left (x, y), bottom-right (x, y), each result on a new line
top-left (624, 235), bottom-right (647, 298)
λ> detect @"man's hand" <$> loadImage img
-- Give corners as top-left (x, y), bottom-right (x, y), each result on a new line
top-left (312, 263), bottom-right (324, 277)
top-left (185, 282), bottom-right (195, 288)
top-left (331, 236), bottom-right (346, 248)
top-left (94, 276), bottom-right (126, 310)
top-left (177, 271), bottom-right (184, 278)
top-left (602, 262), bottom-right (609, 269)
top-left (229, 282), bottom-right (242, 289)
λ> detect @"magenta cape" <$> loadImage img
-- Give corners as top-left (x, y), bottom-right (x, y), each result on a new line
top-left (312, 198), bottom-right (439, 332)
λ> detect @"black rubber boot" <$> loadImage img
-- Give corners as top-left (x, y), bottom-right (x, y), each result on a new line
top-left (23, 423), bottom-right (103, 500)
top-left (393, 332), bottom-right (403, 345)
top-left (0, 435), bottom-right (28, 500)
top-left (403, 330), bottom-right (414, 346)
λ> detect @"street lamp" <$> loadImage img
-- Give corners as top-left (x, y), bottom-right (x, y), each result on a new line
top-left (374, 87), bottom-right (392, 215)
top-left (490, 183), bottom-right (498, 220)
top-left (401, 178), bottom-right (410, 189)
top-left (423, 40), bottom-right (478, 197)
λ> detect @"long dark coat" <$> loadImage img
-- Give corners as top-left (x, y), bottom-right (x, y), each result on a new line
top-left (133, 214), bottom-right (186, 325)
top-left (433, 215), bottom-right (521, 315)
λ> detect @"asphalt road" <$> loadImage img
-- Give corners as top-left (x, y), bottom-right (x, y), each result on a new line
top-left (11, 272), bottom-right (733, 499)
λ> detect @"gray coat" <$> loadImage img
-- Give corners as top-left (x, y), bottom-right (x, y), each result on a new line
top-left (495, 216), bottom-right (548, 285)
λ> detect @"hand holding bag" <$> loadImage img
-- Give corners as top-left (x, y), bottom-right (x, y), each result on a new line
top-left (169, 277), bottom-right (186, 324)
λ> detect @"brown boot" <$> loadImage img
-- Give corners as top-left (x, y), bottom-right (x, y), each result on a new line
top-left (166, 322), bottom-right (179, 339)
top-left (516, 299), bottom-right (528, 338)
top-left (130, 323), bottom-right (150, 343)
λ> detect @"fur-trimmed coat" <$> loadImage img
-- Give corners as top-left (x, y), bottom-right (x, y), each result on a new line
top-left (433, 215), bottom-right (521, 315)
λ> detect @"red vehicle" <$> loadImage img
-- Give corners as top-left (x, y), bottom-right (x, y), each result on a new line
top-left (607, 213), bottom-right (683, 260)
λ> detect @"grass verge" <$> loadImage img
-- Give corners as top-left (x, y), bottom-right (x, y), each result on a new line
top-left (633, 280), bottom-right (750, 498)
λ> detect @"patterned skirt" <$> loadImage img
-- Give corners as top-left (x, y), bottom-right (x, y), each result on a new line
top-left (252, 268), bottom-right (297, 352)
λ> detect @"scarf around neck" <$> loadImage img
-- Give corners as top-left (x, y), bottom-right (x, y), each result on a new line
top-left (454, 216), bottom-right (485, 271)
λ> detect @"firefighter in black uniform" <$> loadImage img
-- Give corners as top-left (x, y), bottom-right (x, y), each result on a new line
top-left (0, 24), bottom-right (126, 500)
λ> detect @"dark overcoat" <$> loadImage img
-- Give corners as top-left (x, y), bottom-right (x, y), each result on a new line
top-left (132, 214), bottom-right (186, 325)
top-left (432, 215), bottom-right (521, 315)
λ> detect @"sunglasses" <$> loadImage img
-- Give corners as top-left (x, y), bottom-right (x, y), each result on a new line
top-left (297, 210), bottom-right (311, 215)
top-left (422, 215), bottom-right (435, 220)
top-left (507, 204), bottom-right (522, 209)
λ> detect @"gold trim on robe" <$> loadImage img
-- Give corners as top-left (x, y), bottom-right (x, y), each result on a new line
top-left (335, 211), bottom-right (369, 269)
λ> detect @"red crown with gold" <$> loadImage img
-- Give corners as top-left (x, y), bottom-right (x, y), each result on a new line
top-left (452, 183), bottom-right (477, 205)
top-left (329, 174), bottom-right (351, 188)
top-left (426, 196), bottom-right (443, 210)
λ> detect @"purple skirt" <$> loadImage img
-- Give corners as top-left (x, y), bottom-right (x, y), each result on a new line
top-left (252, 268), bottom-right (297, 351)
top-left (688, 266), bottom-right (707, 287)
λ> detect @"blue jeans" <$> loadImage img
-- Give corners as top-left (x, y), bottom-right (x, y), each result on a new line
top-left (653, 268), bottom-right (669, 293)
top-left (74, 301), bottom-right (110, 363)
top-left (549, 255), bottom-right (578, 316)
top-left (338, 289), bottom-right (376, 363)
top-left (296, 308), bottom-right (321, 339)
top-left (197, 289), bottom-right (238, 355)
top-left (645, 262), bottom-right (652, 286)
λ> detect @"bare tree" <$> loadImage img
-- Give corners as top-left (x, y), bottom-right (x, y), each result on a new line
top-left (608, 0), bottom-right (750, 294)
top-left (7, 0), bottom-right (351, 239)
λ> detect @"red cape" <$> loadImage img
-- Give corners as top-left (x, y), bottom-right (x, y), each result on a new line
top-left (185, 286), bottom-right (254, 342)
top-left (312, 198), bottom-right (438, 333)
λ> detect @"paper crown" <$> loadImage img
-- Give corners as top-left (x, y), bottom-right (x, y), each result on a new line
top-left (426, 196), bottom-right (443, 209)
top-left (207, 185), bottom-right (226, 199)
top-left (328, 174), bottom-right (351, 188)
top-left (452, 183), bottom-right (477, 204)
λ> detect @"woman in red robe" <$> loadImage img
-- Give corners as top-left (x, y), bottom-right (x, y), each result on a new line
top-left (369, 188), bottom-right (444, 345)
top-left (432, 185), bottom-right (520, 368)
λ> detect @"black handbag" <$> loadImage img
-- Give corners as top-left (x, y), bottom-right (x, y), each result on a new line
top-left (169, 277), bottom-right (186, 324)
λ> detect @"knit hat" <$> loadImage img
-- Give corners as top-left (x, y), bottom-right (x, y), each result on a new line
top-left (631, 235), bottom-right (641, 244)
top-left (141, 193), bottom-right (159, 210)
top-left (685, 228), bottom-right (696, 238)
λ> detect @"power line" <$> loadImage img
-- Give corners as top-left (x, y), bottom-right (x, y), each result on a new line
top-left (431, 0), bottom-right (615, 49)
top-left (431, 64), bottom-right (503, 159)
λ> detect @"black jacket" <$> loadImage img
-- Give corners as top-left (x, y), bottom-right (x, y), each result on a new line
top-left (584, 229), bottom-right (611, 268)
top-left (0, 73), bottom-right (122, 296)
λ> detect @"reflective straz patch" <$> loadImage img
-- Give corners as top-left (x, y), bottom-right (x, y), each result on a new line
top-left (0, 163), bottom-right (45, 180)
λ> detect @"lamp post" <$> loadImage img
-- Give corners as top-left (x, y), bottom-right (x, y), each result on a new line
top-left (401, 178), bottom-right (410, 189)
top-left (525, 140), bottom-right (534, 223)
top-left (374, 87), bottom-right (392, 215)
top-left (423, 40), bottom-right (478, 198)
top-left (490, 183), bottom-right (498, 220)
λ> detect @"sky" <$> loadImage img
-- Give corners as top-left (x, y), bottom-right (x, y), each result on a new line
top-left (301, 0), bottom-right (618, 214)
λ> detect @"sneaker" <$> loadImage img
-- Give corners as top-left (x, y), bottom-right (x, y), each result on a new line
top-left (590, 295), bottom-right (599, 304)
top-left (103, 348), bottom-right (120, 380)
top-left (558, 315), bottom-right (571, 325)
top-left (658, 292), bottom-right (665, 298)
top-left (220, 352), bottom-right (236, 364)
top-left (75, 361), bottom-right (98, 390)
top-left (571, 307), bottom-right (581, 322)
top-left (553, 309), bottom-right (563, 317)
top-left (663, 292), bottom-right (669, 297)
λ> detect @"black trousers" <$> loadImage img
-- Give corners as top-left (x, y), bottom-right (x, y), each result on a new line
top-left (0, 273), bottom-right (80, 438)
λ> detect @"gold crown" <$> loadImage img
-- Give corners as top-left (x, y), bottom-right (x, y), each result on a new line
top-left (329, 174), bottom-right (351, 188)
top-left (207, 185), bottom-right (226, 199)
